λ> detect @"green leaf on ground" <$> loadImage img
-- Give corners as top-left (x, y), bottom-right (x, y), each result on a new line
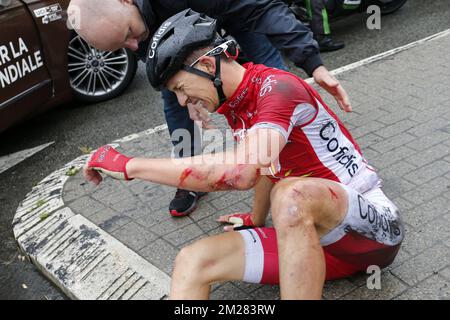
top-left (39, 211), bottom-right (50, 220)
top-left (36, 199), bottom-right (47, 207)
top-left (66, 166), bottom-right (80, 176)
top-left (79, 146), bottom-right (93, 154)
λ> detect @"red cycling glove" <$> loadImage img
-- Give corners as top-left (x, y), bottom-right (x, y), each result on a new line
top-left (87, 145), bottom-right (133, 181)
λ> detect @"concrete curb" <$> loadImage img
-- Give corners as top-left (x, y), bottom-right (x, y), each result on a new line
top-left (12, 143), bottom-right (170, 300)
top-left (13, 29), bottom-right (450, 300)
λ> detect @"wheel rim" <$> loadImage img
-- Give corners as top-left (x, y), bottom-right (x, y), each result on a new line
top-left (68, 35), bottom-right (129, 97)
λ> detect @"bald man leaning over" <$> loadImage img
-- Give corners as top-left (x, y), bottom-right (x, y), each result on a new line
top-left (68, 0), bottom-right (352, 218)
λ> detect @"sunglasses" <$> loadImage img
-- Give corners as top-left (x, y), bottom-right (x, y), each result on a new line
top-left (189, 40), bottom-right (239, 67)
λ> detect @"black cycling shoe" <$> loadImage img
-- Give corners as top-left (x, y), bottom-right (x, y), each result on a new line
top-left (169, 189), bottom-right (207, 217)
top-left (316, 35), bottom-right (345, 52)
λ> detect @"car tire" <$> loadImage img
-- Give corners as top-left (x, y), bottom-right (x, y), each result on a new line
top-left (372, 0), bottom-right (408, 15)
top-left (68, 34), bottom-right (138, 104)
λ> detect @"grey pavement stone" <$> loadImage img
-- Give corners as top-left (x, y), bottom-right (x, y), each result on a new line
top-left (361, 147), bottom-right (379, 163)
top-left (88, 179), bottom-right (124, 196)
top-left (406, 132), bottom-right (450, 152)
top-left (401, 196), bottom-right (450, 228)
top-left (205, 191), bottom-right (230, 201)
top-left (149, 215), bottom-right (193, 237)
top-left (369, 146), bottom-right (417, 170)
top-left (392, 196), bottom-right (417, 212)
top-left (391, 244), bottom-right (450, 286)
top-left (68, 196), bottom-right (105, 217)
top-left (139, 238), bottom-right (179, 276)
top-left (188, 201), bottom-right (218, 221)
top-left (249, 285), bottom-right (280, 300)
top-left (88, 208), bottom-right (132, 233)
top-left (128, 181), bottom-right (158, 195)
top-left (341, 272), bottom-right (408, 300)
top-left (357, 133), bottom-right (384, 149)
top-left (210, 283), bottom-right (252, 300)
top-left (346, 272), bottom-right (370, 288)
top-left (408, 118), bottom-right (450, 137)
top-left (401, 217), bottom-right (450, 256)
top-left (378, 161), bottom-right (417, 180)
top-left (376, 120), bottom-right (418, 139)
top-left (63, 188), bottom-right (87, 203)
top-left (181, 235), bottom-right (206, 247)
top-left (386, 247), bottom-right (413, 270)
top-left (403, 96), bottom-right (431, 110)
top-left (371, 133), bottom-right (418, 154)
top-left (405, 144), bottom-right (450, 168)
top-left (163, 223), bottom-right (205, 247)
top-left (210, 190), bottom-right (254, 211)
top-left (110, 197), bottom-right (143, 213)
top-left (232, 281), bottom-right (264, 295)
top-left (401, 188), bottom-right (438, 206)
top-left (135, 207), bottom-right (172, 229)
top-left (417, 177), bottom-right (450, 201)
top-left (139, 191), bottom-right (177, 212)
top-left (133, 184), bottom-right (166, 200)
top-left (395, 274), bottom-right (450, 300)
top-left (439, 267), bottom-right (450, 281)
top-left (111, 222), bottom-right (158, 252)
top-left (96, 188), bottom-right (135, 206)
top-left (403, 160), bottom-right (450, 185)
top-left (323, 279), bottom-right (357, 300)
top-left (121, 204), bottom-right (150, 221)
top-left (380, 178), bottom-right (416, 200)
top-left (350, 121), bottom-right (386, 140)
top-left (441, 125), bottom-right (450, 134)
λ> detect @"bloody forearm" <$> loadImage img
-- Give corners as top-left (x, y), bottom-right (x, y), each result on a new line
top-left (126, 157), bottom-right (260, 192)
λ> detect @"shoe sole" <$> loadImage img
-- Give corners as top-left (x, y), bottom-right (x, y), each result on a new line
top-left (169, 192), bottom-right (208, 218)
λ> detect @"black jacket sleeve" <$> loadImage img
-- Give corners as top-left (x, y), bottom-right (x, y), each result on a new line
top-left (186, 0), bottom-right (323, 76)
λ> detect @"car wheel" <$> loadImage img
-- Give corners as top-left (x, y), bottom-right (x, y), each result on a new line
top-left (68, 34), bottom-right (138, 103)
top-left (372, 0), bottom-right (408, 15)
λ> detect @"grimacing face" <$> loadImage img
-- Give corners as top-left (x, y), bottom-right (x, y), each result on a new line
top-left (167, 69), bottom-right (219, 113)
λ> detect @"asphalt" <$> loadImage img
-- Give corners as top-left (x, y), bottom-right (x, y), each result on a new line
top-left (12, 30), bottom-right (450, 300)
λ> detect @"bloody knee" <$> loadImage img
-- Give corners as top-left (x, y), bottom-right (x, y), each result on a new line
top-left (270, 179), bottom-right (322, 231)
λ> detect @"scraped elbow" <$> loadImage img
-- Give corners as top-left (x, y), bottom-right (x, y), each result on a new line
top-left (234, 170), bottom-right (259, 190)
top-left (209, 165), bottom-right (260, 191)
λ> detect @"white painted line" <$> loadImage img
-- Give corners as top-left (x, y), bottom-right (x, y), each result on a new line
top-left (0, 142), bottom-right (55, 174)
top-left (113, 124), bottom-right (168, 144)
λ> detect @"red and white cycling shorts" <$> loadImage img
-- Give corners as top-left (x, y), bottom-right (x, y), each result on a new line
top-left (238, 184), bottom-right (404, 284)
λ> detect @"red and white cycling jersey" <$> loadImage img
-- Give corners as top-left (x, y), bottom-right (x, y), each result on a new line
top-left (217, 64), bottom-right (404, 283)
top-left (217, 63), bottom-right (379, 194)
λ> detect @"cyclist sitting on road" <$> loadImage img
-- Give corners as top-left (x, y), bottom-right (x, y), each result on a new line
top-left (83, 10), bottom-right (404, 299)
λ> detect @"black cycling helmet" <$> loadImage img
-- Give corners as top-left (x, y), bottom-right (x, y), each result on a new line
top-left (146, 9), bottom-right (218, 89)
top-left (146, 9), bottom-right (239, 105)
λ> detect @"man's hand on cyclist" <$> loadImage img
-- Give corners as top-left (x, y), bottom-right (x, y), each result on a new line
top-left (187, 101), bottom-right (215, 129)
top-left (312, 66), bottom-right (352, 113)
